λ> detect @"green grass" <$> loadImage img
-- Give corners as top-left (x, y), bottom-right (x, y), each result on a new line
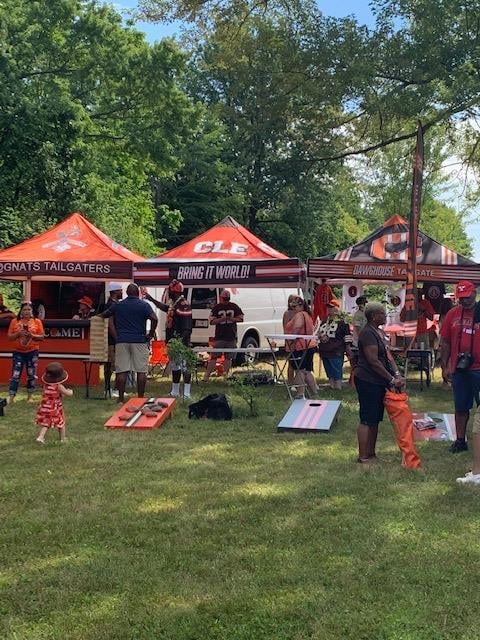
top-left (1, 368), bottom-right (480, 640)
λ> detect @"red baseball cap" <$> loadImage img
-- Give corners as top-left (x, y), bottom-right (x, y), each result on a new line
top-left (168, 279), bottom-right (184, 294)
top-left (456, 280), bottom-right (476, 299)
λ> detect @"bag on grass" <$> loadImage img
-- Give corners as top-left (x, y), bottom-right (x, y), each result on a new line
top-left (384, 389), bottom-right (422, 469)
top-left (188, 393), bottom-right (233, 421)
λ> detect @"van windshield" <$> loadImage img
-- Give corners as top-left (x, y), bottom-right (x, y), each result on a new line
top-left (191, 288), bottom-right (217, 309)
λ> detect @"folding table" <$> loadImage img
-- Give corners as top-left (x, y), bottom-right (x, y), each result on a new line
top-left (265, 334), bottom-right (318, 401)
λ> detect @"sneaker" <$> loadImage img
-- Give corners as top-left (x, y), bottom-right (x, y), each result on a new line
top-left (449, 440), bottom-right (468, 453)
top-left (169, 391), bottom-right (180, 398)
top-left (456, 471), bottom-right (480, 484)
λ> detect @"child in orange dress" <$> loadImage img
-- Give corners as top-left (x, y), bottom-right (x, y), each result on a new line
top-left (35, 362), bottom-right (73, 444)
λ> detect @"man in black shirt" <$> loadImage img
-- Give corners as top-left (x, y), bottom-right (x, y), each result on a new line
top-left (204, 289), bottom-right (244, 382)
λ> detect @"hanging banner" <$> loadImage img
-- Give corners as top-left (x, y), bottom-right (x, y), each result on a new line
top-left (400, 124), bottom-right (424, 337)
top-left (133, 258), bottom-right (302, 287)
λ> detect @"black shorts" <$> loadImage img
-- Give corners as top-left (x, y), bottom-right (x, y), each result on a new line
top-left (290, 347), bottom-right (316, 372)
top-left (355, 377), bottom-right (386, 427)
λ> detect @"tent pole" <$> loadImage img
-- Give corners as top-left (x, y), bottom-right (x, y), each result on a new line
top-left (24, 278), bottom-right (31, 302)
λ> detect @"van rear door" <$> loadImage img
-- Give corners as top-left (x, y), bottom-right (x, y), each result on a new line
top-left (190, 287), bottom-right (218, 345)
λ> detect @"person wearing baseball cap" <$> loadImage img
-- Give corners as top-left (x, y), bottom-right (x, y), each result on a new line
top-left (72, 295), bottom-right (94, 320)
top-left (143, 279), bottom-right (193, 398)
top-left (204, 289), bottom-right (244, 382)
top-left (440, 280), bottom-right (480, 470)
top-left (99, 284), bottom-right (124, 396)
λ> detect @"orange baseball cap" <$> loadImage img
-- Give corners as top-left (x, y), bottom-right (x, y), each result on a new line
top-left (78, 296), bottom-right (93, 309)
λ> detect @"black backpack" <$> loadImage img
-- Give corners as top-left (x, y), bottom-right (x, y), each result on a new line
top-left (188, 393), bottom-right (233, 421)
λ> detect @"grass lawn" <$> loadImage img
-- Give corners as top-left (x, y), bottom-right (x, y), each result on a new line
top-left (1, 366), bottom-right (480, 640)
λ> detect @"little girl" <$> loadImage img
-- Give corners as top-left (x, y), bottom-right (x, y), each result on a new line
top-left (35, 362), bottom-right (73, 444)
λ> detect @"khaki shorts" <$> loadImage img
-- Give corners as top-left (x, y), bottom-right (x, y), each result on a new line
top-left (473, 406), bottom-right (480, 434)
top-left (115, 342), bottom-right (149, 374)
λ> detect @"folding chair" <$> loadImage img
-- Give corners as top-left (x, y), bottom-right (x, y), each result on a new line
top-left (148, 340), bottom-right (169, 378)
top-left (208, 337), bottom-right (225, 376)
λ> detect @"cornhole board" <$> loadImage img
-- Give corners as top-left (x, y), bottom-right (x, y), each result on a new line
top-left (412, 412), bottom-right (456, 442)
top-left (104, 397), bottom-right (176, 430)
top-left (277, 399), bottom-right (341, 433)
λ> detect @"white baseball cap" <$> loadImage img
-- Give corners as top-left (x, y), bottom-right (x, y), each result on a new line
top-left (108, 282), bottom-right (123, 293)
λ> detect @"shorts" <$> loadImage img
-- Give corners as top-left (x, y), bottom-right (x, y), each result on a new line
top-left (211, 339), bottom-right (237, 359)
top-left (473, 405), bottom-right (480, 434)
top-left (115, 342), bottom-right (149, 374)
top-left (321, 355), bottom-right (344, 381)
top-left (290, 348), bottom-right (316, 372)
top-left (355, 377), bottom-right (386, 428)
top-left (452, 370), bottom-right (480, 413)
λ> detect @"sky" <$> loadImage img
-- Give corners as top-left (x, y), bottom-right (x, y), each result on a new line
top-left (111, 0), bottom-right (480, 260)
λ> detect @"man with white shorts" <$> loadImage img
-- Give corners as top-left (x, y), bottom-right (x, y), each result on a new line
top-left (101, 283), bottom-right (157, 403)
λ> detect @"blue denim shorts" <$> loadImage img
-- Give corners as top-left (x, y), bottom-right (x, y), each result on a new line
top-left (452, 370), bottom-right (480, 413)
top-left (321, 356), bottom-right (343, 381)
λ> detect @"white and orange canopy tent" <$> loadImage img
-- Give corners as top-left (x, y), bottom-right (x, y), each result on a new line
top-left (134, 216), bottom-right (303, 287)
top-left (0, 212), bottom-right (145, 285)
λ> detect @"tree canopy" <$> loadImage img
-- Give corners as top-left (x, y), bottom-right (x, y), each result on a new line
top-left (0, 0), bottom-right (477, 260)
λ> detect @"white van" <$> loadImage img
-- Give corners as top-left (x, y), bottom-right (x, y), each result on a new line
top-left (149, 286), bottom-right (302, 351)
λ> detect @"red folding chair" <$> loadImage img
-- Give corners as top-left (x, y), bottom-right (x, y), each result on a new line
top-left (208, 337), bottom-right (225, 376)
top-left (148, 340), bottom-right (169, 378)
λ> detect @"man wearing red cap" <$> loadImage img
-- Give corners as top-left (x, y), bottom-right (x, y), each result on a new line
top-left (440, 280), bottom-right (480, 464)
top-left (144, 280), bottom-right (193, 398)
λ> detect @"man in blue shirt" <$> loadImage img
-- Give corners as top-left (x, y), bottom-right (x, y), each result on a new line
top-left (101, 283), bottom-right (157, 402)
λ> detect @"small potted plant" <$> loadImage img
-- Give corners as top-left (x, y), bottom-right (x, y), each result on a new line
top-left (166, 338), bottom-right (198, 374)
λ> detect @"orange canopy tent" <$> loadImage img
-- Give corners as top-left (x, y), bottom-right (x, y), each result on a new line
top-left (0, 212), bottom-right (145, 281)
top-left (134, 215), bottom-right (302, 287)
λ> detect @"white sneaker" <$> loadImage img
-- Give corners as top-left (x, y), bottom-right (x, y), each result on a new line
top-left (169, 391), bottom-right (180, 398)
top-left (456, 472), bottom-right (480, 484)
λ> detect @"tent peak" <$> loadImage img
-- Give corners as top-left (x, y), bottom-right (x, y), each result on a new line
top-left (384, 214), bottom-right (407, 226)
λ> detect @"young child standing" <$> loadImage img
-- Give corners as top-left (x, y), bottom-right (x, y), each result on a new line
top-left (35, 362), bottom-right (73, 444)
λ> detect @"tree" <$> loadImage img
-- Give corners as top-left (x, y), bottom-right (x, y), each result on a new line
top-left (173, 5), bottom-right (371, 255)
top-left (0, 0), bottom-right (196, 252)
top-left (353, 132), bottom-right (473, 256)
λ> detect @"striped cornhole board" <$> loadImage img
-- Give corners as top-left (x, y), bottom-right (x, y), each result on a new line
top-left (277, 399), bottom-right (341, 433)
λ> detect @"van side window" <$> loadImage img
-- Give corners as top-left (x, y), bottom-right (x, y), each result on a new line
top-left (191, 288), bottom-right (217, 309)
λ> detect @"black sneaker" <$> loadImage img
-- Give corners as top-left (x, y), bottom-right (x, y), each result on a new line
top-left (449, 440), bottom-right (468, 453)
